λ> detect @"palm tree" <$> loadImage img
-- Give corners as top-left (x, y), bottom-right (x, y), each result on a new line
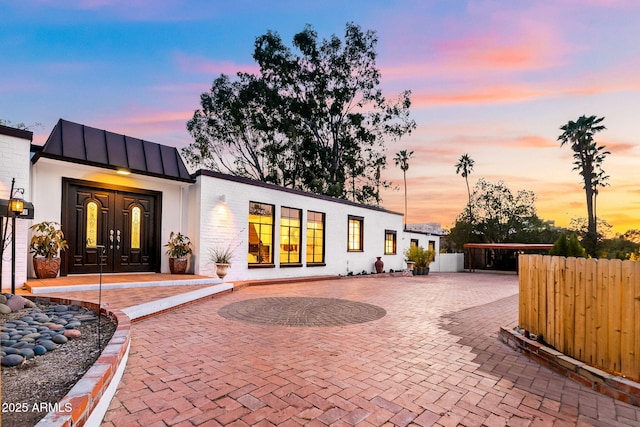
top-left (394, 150), bottom-right (414, 227)
top-left (455, 154), bottom-right (475, 219)
top-left (558, 115), bottom-right (608, 256)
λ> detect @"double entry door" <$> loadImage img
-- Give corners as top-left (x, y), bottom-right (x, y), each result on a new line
top-left (62, 179), bottom-right (161, 275)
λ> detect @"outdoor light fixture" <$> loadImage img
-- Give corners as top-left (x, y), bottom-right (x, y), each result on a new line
top-left (116, 169), bottom-right (131, 175)
top-left (9, 189), bottom-right (24, 214)
top-left (218, 194), bottom-right (226, 203)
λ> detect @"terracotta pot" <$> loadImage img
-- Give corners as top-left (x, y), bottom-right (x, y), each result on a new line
top-left (374, 256), bottom-right (384, 273)
top-left (33, 257), bottom-right (61, 279)
top-left (169, 257), bottom-right (188, 274)
top-left (215, 263), bottom-right (230, 280)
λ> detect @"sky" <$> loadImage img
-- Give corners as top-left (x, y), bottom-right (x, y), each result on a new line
top-left (1, 0), bottom-right (639, 234)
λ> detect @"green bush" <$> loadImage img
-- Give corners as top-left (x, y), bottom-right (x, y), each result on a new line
top-left (549, 233), bottom-right (586, 258)
top-left (404, 246), bottom-right (436, 268)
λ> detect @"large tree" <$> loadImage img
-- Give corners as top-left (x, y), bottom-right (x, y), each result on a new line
top-left (455, 153), bottom-right (474, 220)
top-left (394, 149), bottom-right (413, 227)
top-left (184, 22), bottom-right (416, 204)
top-left (184, 74), bottom-right (282, 182)
top-left (558, 115), bottom-right (609, 256)
top-left (448, 178), bottom-right (545, 249)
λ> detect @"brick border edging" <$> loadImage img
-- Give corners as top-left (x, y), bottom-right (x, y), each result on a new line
top-left (499, 327), bottom-right (640, 407)
top-left (21, 295), bottom-right (132, 427)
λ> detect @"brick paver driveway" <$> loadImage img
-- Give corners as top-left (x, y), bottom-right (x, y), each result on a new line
top-left (103, 273), bottom-right (640, 426)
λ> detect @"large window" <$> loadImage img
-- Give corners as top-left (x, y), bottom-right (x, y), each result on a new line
top-left (280, 207), bottom-right (301, 265)
top-left (384, 230), bottom-right (397, 255)
top-left (306, 211), bottom-right (325, 264)
top-left (248, 202), bottom-right (274, 265)
top-left (348, 215), bottom-right (364, 252)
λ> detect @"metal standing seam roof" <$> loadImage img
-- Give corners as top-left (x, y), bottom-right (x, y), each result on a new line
top-left (31, 119), bottom-right (194, 183)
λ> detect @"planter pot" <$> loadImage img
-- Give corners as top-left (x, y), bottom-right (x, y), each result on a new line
top-left (406, 261), bottom-right (416, 272)
top-left (215, 263), bottom-right (230, 280)
top-left (374, 257), bottom-right (384, 273)
top-left (169, 257), bottom-right (188, 274)
top-left (33, 257), bottom-right (61, 279)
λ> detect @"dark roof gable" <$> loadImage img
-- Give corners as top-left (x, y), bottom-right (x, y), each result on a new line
top-left (32, 119), bottom-right (193, 183)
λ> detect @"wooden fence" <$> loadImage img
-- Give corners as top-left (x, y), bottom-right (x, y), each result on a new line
top-left (518, 254), bottom-right (640, 382)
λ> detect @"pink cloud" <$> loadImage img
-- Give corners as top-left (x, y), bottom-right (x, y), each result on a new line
top-left (411, 84), bottom-right (551, 107)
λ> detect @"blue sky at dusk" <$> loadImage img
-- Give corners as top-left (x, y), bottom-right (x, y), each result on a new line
top-left (2, 0), bottom-right (639, 232)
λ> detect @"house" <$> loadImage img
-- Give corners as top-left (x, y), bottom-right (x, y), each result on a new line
top-left (1, 119), bottom-right (449, 290)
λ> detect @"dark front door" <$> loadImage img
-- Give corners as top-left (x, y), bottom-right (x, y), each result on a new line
top-left (62, 179), bottom-right (162, 275)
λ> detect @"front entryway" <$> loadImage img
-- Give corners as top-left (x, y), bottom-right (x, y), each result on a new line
top-left (61, 179), bottom-right (162, 275)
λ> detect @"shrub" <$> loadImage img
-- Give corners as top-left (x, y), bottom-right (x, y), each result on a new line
top-left (404, 246), bottom-right (436, 268)
top-left (549, 233), bottom-right (586, 258)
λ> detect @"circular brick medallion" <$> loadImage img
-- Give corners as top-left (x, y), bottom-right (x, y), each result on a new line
top-left (218, 297), bottom-right (386, 327)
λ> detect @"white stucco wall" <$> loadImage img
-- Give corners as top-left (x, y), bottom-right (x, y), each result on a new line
top-left (0, 129), bottom-right (32, 291)
top-left (402, 230), bottom-right (442, 271)
top-left (189, 173), bottom-right (408, 281)
top-left (30, 158), bottom-right (191, 275)
top-left (433, 253), bottom-right (464, 272)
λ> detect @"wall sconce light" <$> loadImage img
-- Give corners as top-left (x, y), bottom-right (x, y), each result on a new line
top-left (218, 194), bottom-right (226, 203)
top-left (9, 188), bottom-right (24, 215)
top-left (116, 169), bottom-right (131, 175)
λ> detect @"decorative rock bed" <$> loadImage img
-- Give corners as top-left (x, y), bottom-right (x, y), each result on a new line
top-left (1, 293), bottom-right (131, 427)
top-left (1, 293), bottom-right (99, 367)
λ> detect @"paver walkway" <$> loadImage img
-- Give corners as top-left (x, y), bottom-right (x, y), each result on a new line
top-left (102, 273), bottom-right (640, 426)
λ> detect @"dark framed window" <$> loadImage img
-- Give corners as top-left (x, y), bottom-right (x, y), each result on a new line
top-left (384, 230), bottom-right (397, 255)
top-left (348, 215), bottom-right (364, 252)
top-left (248, 202), bottom-right (274, 265)
top-left (410, 239), bottom-right (419, 248)
top-left (280, 207), bottom-right (301, 265)
top-left (306, 211), bottom-right (325, 264)
top-left (428, 240), bottom-right (436, 252)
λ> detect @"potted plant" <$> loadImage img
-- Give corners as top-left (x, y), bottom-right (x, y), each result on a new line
top-left (209, 245), bottom-right (235, 280)
top-left (29, 221), bottom-right (69, 279)
top-left (404, 246), bottom-right (436, 275)
top-left (164, 231), bottom-right (193, 274)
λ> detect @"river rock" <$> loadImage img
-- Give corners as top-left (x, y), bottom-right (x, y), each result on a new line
top-left (51, 334), bottom-right (68, 344)
top-left (17, 348), bottom-right (35, 360)
top-left (33, 345), bottom-right (47, 355)
top-left (63, 329), bottom-right (81, 339)
top-left (37, 340), bottom-right (57, 351)
top-left (1, 354), bottom-right (24, 367)
top-left (0, 294), bottom-right (6, 304)
top-left (6, 294), bottom-right (29, 311)
top-left (0, 303), bottom-right (11, 314)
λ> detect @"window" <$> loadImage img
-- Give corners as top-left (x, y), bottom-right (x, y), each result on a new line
top-left (428, 240), bottom-right (436, 253)
top-left (280, 207), bottom-right (301, 265)
top-left (248, 202), bottom-right (274, 265)
top-left (306, 211), bottom-right (325, 264)
top-left (348, 216), bottom-right (363, 252)
top-left (384, 230), bottom-right (397, 255)
top-left (410, 239), bottom-right (419, 248)
top-left (86, 201), bottom-right (98, 248)
top-left (131, 206), bottom-right (141, 250)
